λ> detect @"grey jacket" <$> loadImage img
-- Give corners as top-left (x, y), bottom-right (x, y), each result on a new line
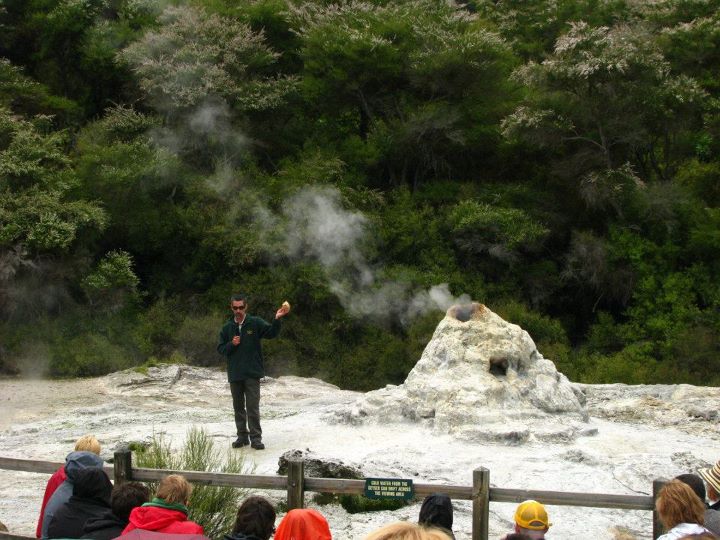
top-left (705, 508), bottom-right (720, 537)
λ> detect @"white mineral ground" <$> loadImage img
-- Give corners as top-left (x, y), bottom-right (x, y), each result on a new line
top-left (1, 305), bottom-right (719, 540)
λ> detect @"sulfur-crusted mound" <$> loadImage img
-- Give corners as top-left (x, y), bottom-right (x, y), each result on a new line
top-left (332, 303), bottom-right (592, 443)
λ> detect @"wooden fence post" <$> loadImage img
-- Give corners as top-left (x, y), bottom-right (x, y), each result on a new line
top-left (113, 449), bottom-right (133, 485)
top-left (472, 467), bottom-right (490, 540)
top-left (287, 459), bottom-right (305, 510)
top-left (652, 479), bottom-right (665, 539)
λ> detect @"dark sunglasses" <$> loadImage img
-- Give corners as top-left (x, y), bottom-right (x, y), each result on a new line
top-left (231, 305), bottom-right (247, 311)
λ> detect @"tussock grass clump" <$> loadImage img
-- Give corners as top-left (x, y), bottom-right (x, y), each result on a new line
top-left (134, 427), bottom-right (253, 540)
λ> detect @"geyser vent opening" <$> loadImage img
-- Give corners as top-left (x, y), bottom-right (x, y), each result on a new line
top-left (489, 357), bottom-right (508, 377)
top-left (448, 303), bottom-right (484, 322)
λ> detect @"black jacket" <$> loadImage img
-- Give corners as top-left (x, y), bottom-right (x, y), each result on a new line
top-left (224, 534), bottom-right (264, 540)
top-left (80, 513), bottom-right (127, 540)
top-left (217, 315), bottom-right (281, 381)
top-left (47, 468), bottom-right (113, 539)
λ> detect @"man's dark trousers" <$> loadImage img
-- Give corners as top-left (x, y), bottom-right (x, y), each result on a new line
top-left (230, 378), bottom-right (261, 443)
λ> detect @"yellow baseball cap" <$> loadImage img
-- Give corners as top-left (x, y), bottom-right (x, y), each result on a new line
top-left (514, 500), bottom-right (551, 530)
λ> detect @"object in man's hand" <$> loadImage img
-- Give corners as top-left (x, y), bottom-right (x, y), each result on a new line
top-left (282, 301), bottom-right (291, 312)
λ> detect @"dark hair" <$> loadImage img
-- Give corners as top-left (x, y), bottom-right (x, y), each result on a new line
top-left (676, 473), bottom-right (707, 502)
top-left (232, 496), bottom-right (276, 540)
top-left (230, 294), bottom-right (248, 304)
top-left (504, 534), bottom-right (532, 540)
top-left (418, 493), bottom-right (453, 532)
top-left (111, 482), bottom-right (151, 522)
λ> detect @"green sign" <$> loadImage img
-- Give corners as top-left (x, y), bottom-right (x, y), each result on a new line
top-left (364, 478), bottom-right (414, 500)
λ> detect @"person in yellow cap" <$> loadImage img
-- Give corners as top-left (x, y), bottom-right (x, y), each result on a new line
top-left (503, 500), bottom-right (550, 540)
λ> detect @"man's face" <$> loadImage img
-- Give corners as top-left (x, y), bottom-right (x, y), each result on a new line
top-left (231, 301), bottom-right (247, 317)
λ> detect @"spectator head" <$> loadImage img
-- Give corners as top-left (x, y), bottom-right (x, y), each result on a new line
top-left (72, 467), bottom-right (113, 504)
top-left (698, 461), bottom-right (720, 501)
top-left (274, 508), bottom-right (331, 540)
top-left (64, 451), bottom-right (104, 479)
top-left (656, 479), bottom-right (705, 531)
top-left (111, 482), bottom-right (151, 522)
top-left (513, 500), bottom-right (550, 539)
top-left (156, 474), bottom-right (192, 506)
top-left (676, 474), bottom-right (707, 502)
top-left (74, 435), bottom-right (101, 455)
top-left (503, 535), bottom-right (532, 540)
top-left (232, 496), bottom-right (276, 540)
top-left (363, 522), bottom-right (452, 540)
top-left (418, 493), bottom-right (453, 534)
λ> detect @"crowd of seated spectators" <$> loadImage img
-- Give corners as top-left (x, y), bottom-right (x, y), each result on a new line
top-left (35, 436), bottom-right (720, 540)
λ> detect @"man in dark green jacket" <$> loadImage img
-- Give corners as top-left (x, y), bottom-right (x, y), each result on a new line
top-left (217, 294), bottom-right (289, 450)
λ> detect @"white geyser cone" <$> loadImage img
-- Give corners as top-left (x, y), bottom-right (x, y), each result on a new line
top-left (333, 303), bottom-right (593, 443)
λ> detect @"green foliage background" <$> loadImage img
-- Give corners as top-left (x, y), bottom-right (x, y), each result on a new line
top-left (1, 0), bottom-right (718, 387)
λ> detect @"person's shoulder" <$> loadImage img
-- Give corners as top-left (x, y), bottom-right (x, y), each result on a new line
top-left (220, 317), bottom-right (235, 328)
top-left (706, 507), bottom-right (720, 518)
top-left (177, 520), bottom-right (204, 534)
top-left (705, 507), bottom-right (720, 531)
top-left (50, 466), bottom-right (66, 480)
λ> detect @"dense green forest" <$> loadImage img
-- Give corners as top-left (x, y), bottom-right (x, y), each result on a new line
top-left (1, 0), bottom-right (718, 388)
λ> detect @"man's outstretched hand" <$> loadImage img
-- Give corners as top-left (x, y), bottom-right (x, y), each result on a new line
top-left (275, 300), bottom-right (291, 319)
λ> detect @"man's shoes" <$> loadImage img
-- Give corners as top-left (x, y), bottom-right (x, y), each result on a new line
top-left (251, 441), bottom-right (265, 450)
top-left (232, 438), bottom-right (249, 448)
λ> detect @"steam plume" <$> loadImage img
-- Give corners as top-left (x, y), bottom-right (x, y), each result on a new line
top-left (278, 186), bottom-right (470, 323)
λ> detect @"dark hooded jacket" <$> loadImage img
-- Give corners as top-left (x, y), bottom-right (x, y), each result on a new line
top-left (42, 451), bottom-right (105, 538)
top-left (47, 467), bottom-right (113, 539)
top-left (224, 534), bottom-right (264, 540)
top-left (419, 493), bottom-right (455, 540)
top-left (80, 512), bottom-right (127, 540)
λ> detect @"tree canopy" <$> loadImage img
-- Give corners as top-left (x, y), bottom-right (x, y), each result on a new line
top-left (0, 0), bottom-right (718, 387)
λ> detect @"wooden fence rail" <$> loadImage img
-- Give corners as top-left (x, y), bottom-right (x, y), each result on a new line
top-left (0, 533), bottom-right (34, 540)
top-left (0, 453), bottom-right (663, 540)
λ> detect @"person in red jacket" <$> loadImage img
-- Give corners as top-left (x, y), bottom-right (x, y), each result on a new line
top-left (36, 434), bottom-right (101, 538)
top-left (122, 474), bottom-right (203, 535)
top-left (274, 508), bottom-right (331, 540)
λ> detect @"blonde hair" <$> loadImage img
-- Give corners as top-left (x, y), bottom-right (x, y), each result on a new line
top-left (656, 479), bottom-right (705, 530)
top-left (156, 474), bottom-right (193, 505)
top-left (74, 435), bottom-right (101, 455)
top-left (364, 522), bottom-right (452, 540)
